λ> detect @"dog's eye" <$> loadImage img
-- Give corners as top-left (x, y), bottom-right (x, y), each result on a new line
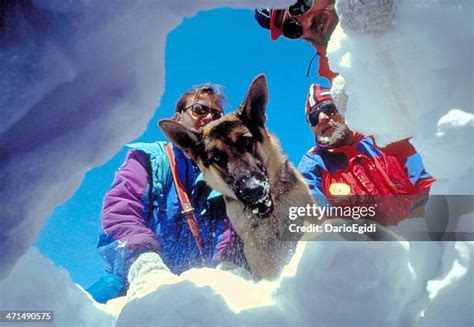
top-left (210, 151), bottom-right (228, 167)
top-left (213, 154), bottom-right (221, 163)
top-left (239, 136), bottom-right (253, 151)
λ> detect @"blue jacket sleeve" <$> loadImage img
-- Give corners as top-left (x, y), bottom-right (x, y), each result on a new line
top-left (381, 139), bottom-right (435, 192)
top-left (298, 152), bottom-right (330, 207)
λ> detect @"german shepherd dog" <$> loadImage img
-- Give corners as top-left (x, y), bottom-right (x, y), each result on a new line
top-left (159, 75), bottom-right (317, 280)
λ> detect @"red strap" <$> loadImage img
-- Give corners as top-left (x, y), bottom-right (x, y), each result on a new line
top-left (164, 143), bottom-right (204, 262)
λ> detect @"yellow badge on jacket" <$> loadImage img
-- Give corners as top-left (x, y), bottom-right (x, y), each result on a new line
top-left (329, 183), bottom-right (351, 196)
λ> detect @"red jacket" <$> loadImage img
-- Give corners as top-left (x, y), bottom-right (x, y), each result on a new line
top-left (298, 133), bottom-right (435, 225)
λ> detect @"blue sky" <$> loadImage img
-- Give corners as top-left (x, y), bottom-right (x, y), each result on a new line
top-left (35, 8), bottom-right (328, 288)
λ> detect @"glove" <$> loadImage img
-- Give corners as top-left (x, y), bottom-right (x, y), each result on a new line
top-left (126, 252), bottom-right (180, 300)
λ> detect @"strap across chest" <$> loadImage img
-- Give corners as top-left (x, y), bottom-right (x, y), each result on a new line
top-left (164, 143), bottom-right (204, 263)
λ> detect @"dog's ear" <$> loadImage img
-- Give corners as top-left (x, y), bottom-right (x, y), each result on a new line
top-left (238, 74), bottom-right (268, 127)
top-left (159, 119), bottom-right (201, 160)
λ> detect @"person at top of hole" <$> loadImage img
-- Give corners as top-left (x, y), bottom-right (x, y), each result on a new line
top-left (255, 0), bottom-right (339, 82)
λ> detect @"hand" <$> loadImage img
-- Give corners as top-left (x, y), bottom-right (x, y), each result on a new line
top-left (126, 252), bottom-right (180, 300)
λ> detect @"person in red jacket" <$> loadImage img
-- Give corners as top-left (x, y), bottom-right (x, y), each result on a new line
top-left (298, 83), bottom-right (436, 226)
top-left (254, 0), bottom-right (339, 81)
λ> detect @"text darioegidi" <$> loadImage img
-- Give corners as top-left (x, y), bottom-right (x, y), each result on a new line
top-left (289, 222), bottom-right (377, 234)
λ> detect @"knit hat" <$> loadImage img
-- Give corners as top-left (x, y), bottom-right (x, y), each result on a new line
top-left (305, 83), bottom-right (335, 115)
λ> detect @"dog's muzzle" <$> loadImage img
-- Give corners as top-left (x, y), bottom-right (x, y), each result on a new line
top-left (234, 172), bottom-right (273, 218)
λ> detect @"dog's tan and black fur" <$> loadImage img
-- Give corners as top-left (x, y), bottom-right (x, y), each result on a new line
top-left (160, 75), bottom-right (317, 280)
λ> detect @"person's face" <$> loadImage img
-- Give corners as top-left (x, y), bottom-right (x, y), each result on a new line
top-left (279, 0), bottom-right (338, 46)
top-left (176, 93), bottom-right (223, 130)
top-left (310, 108), bottom-right (351, 148)
top-left (300, 0), bottom-right (337, 46)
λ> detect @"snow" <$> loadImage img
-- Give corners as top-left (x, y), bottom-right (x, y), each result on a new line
top-left (2, 239), bottom-right (471, 326)
top-left (328, 0), bottom-right (473, 194)
top-left (337, 0), bottom-right (398, 33)
top-left (421, 242), bottom-right (474, 326)
top-left (425, 110), bottom-right (474, 192)
top-left (0, 0), bottom-right (472, 326)
top-left (436, 109), bottom-right (474, 138)
top-left (0, 248), bottom-right (115, 326)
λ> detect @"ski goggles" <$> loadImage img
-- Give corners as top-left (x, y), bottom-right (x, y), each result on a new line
top-left (183, 103), bottom-right (223, 120)
top-left (281, 0), bottom-right (314, 39)
top-left (306, 101), bottom-right (338, 126)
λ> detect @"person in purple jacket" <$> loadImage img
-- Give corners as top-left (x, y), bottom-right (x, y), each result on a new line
top-left (88, 84), bottom-right (247, 303)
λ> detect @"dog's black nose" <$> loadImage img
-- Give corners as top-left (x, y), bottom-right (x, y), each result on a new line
top-left (236, 174), bottom-right (268, 204)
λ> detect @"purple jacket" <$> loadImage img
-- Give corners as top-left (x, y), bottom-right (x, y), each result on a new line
top-left (97, 142), bottom-right (246, 281)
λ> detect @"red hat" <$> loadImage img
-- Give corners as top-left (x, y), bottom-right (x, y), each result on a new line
top-left (255, 8), bottom-right (284, 41)
top-left (305, 83), bottom-right (334, 115)
top-left (270, 9), bottom-right (283, 40)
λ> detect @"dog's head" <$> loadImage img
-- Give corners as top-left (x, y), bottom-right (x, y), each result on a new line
top-left (160, 74), bottom-right (275, 218)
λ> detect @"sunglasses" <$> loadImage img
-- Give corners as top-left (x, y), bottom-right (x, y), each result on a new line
top-left (183, 103), bottom-right (223, 120)
top-left (306, 102), bottom-right (338, 127)
top-left (282, 0), bottom-right (314, 39)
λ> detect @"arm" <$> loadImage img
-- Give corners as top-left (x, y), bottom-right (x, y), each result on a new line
top-left (382, 139), bottom-right (435, 216)
top-left (98, 149), bottom-right (160, 281)
top-left (382, 138), bottom-right (435, 194)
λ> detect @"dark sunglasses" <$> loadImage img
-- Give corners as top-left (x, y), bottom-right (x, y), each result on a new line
top-left (306, 102), bottom-right (338, 127)
top-left (282, 0), bottom-right (313, 39)
top-left (183, 103), bottom-right (223, 120)
top-left (282, 18), bottom-right (303, 39)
